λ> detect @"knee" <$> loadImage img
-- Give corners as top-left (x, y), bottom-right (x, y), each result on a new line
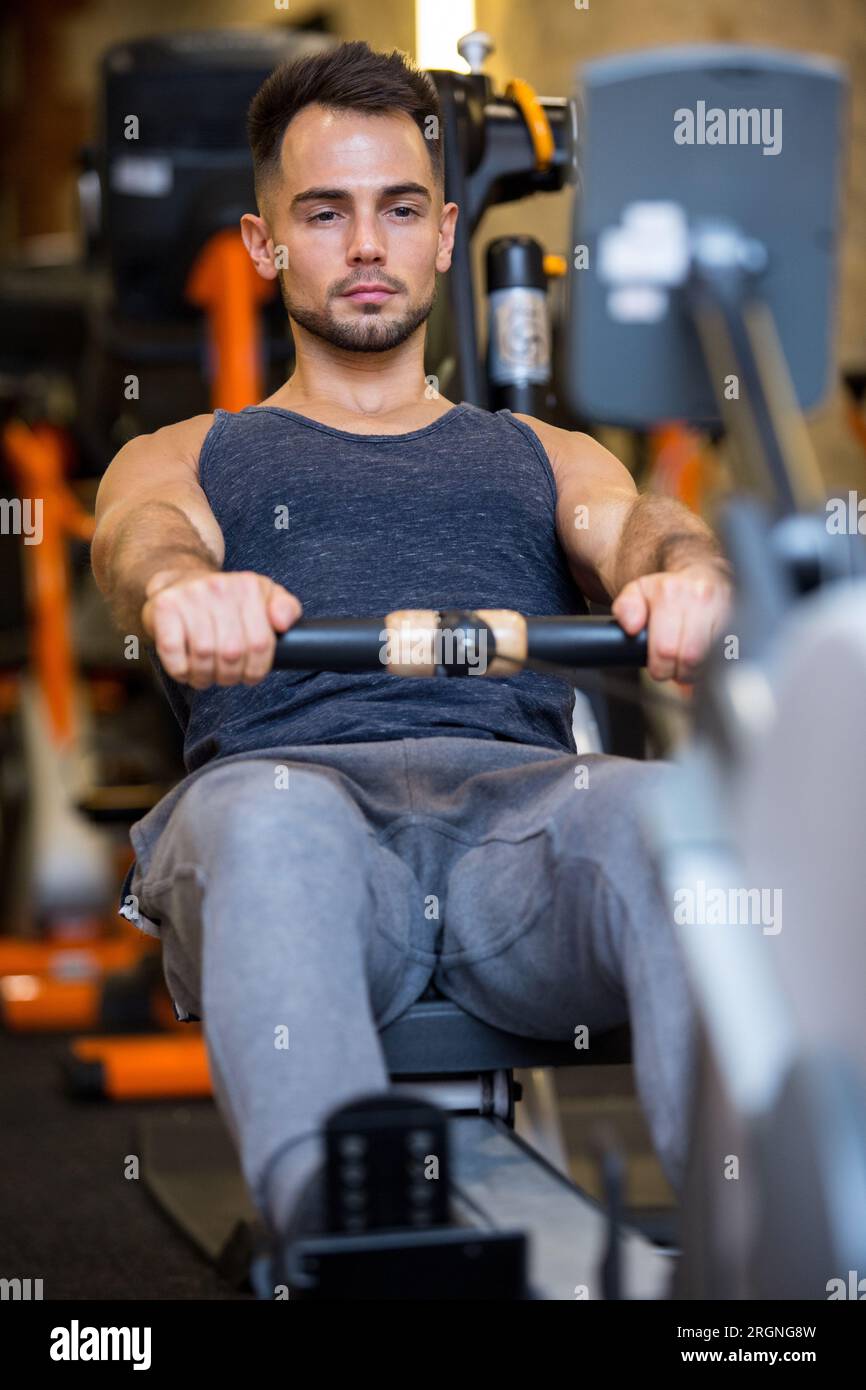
top-left (175, 760), bottom-right (370, 853)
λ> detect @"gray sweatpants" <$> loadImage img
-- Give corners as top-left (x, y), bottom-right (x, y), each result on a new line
top-left (129, 736), bottom-right (697, 1236)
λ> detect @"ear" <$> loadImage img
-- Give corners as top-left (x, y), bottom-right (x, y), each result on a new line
top-left (435, 201), bottom-right (459, 274)
top-left (241, 212), bottom-right (280, 282)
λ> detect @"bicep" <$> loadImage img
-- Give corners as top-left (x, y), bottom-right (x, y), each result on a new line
top-left (551, 433), bottom-right (638, 602)
top-left (93, 416), bottom-right (225, 570)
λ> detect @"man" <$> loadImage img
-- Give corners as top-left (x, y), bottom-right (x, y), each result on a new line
top-left (91, 41), bottom-right (732, 1283)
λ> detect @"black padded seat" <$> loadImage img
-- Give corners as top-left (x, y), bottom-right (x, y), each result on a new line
top-left (381, 985), bottom-right (631, 1076)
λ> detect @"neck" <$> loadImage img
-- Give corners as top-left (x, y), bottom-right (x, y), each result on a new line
top-left (273, 321), bottom-right (434, 420)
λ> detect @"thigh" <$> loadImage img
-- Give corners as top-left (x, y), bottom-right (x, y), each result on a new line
top-left (434, 754), bottom-right (675, 1039)
top-left (136, 758), bottom-right (429, 1026)
top-left (143, 757), bottom-right (375, 879)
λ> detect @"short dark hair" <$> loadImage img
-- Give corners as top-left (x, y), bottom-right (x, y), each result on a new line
top-left (247, 40), bottom-right (444, 205)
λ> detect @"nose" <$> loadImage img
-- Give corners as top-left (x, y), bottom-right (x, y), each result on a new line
top-left (346, 206), bottom-right (386, 267)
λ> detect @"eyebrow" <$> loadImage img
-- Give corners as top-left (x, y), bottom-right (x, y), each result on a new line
top-left (291, 182), bottom-right (432, 210)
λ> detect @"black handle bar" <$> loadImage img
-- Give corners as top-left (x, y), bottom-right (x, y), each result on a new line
top-left (271, 611), bottom-right (647, 675)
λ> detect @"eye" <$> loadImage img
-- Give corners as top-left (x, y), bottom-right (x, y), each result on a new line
top-left (310, 209), bottom-right (340, 223)
top-left (390, 205), bottom-right (419, 219)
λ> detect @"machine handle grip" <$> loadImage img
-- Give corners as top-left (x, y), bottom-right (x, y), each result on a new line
top-left (271, 611), bottom-right (647, 675)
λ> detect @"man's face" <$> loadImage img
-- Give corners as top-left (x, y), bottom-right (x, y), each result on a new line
top-left (243, 104), bottom-right (457, 353)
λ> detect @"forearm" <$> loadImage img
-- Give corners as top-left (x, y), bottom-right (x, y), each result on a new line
top-left (611, 494), bottom-right (731, 595)
top-left (92, 500), bottom-right (221, 638)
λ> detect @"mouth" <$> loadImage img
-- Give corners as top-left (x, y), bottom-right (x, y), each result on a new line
top-left (341, 284), bottom-right (398, 304)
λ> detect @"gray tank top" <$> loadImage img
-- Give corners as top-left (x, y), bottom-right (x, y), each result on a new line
top-left (150, 401), bottom-right (588, 770)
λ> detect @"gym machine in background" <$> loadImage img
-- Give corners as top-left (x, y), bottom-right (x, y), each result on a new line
top-left (84, 26), bottom-right (337, 435)
top-left (565, 45), bottom-right (866, 1298)
top-left (428, 30), bottom-right (577, 418)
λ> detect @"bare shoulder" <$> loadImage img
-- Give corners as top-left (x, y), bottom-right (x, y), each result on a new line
top-left (112, 413), bottom-right (215, 479)
top-left (511, 413), bottom-right (636, 494)
top-left (143, 413), bottom-right (216, 469)
top-left (511, 413), bottom-right (580, 481)
top-left (95, 414), bottom-right (216, 523)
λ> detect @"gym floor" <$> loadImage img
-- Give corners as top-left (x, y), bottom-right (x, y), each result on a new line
top-left (0, 1031), bottom-right (243, 1300)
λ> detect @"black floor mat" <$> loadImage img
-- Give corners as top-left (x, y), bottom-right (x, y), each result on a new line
top-left (0, 1031), bottom-right (253, 1299)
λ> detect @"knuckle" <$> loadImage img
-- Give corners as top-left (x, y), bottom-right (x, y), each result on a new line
top-left (654, 638), bottom-right (678, 659)
top-left (152, 590), bottom-right (177, 615)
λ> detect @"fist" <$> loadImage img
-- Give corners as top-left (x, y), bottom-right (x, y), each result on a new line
top-left (611, 563), bottom-right (732, 683)
top-left (141, 568), bottom-right (302, 689)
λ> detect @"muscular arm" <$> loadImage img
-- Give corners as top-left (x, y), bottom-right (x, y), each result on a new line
top-left (91, 415), bottom-right (301, 687)
top-left (91, 415), bottom-right (224, 638)
top-left (607, 492), bottom-right (731, 593)
top-left (514, 416), bottom-right (729, 599)
top-left (516, 416), bottom-right (733, 681)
